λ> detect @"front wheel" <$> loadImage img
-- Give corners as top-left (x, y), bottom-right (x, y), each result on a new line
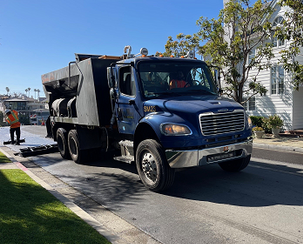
top-left (219, 155), bottom-right (251, 172)
top-left (136, 139), bottom-right (175, 192)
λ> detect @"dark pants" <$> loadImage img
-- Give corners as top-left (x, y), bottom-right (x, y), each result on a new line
top-left (10, 127), bottom-right (20, 143)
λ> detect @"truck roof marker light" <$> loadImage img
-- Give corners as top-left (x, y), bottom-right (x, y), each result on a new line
top-left (180, 56), bottom-right (185, 58)
top-left (170, 55), bottom-right (174, 58)
top-left (159, 54), bottom-right (164, 57)
top-left (140, 48), bottom-right (148, 56)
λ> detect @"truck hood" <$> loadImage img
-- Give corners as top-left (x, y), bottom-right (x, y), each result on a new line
top-left (144, 95), bottom-right (243, 116)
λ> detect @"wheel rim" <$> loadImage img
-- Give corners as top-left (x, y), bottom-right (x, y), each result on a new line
top-left (141, 151), bottom-right (157, 183)
top-left (69, 137), bottom-right (77, 156)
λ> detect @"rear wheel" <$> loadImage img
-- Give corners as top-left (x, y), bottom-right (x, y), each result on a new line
top-left (68, 129), bottom-right (88, 163)
top-left (219, 155), bottom-right (251, 172)
top-left (136, 139), bottom-right (175, 192)
top-left (56, 128), bottom-right (70, 159)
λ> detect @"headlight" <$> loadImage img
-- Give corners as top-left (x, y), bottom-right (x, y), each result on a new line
top-left (161, 124), bottom-right (192, 136)
top-left (246, 114), bottom-right (253, 128)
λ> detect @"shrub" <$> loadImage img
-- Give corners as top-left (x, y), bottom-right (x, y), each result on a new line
top-left (250, 116), bottom-right (264, 127)
top-left (252, 126), bottom-right (264, 131)
top-left (262, 115), bottom-right (284, 129)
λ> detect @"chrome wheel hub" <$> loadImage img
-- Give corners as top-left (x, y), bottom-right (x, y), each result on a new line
top-left (142, 152), bottom-right (157, 182)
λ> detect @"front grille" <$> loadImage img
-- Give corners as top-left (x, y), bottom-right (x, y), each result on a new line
top-left (200, 110), bottom-right (245, 136)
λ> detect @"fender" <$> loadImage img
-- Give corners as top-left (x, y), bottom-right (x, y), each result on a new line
top-left (137, 111), bottom-right (201, 149)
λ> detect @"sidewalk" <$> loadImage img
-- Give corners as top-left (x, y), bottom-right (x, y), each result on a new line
top-left (253, 135), bottom-right (303, 153)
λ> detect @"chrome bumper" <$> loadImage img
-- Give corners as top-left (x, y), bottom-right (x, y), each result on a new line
top-left (166, 138), bottom-right (253, 169)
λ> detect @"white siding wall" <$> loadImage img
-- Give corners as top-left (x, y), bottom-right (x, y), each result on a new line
top-left (246, 4), bottom-right (296, 131)
top-left (293, 48), bottom-right (303, 129)
top-left (221, 1), bottom-right (302, 130)
top-left (293, 87), bottom-right (303, 129)
top-left (246, 66), bottom-right (293, 130)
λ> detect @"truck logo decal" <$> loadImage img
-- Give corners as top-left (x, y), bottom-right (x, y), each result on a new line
top-left (144, 106), bottom-right (156, 113)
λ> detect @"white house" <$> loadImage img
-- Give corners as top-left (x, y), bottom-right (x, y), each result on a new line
top-left (223, 0), bottom-right (303, 131)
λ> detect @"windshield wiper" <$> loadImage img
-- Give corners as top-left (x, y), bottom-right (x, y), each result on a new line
top-left (154, 91), bottom-right (183, 96)
top-left (184, 88), bottom-right (216, 95)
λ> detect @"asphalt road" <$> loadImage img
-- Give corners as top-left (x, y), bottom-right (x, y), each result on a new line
top-left (2, 126), bottom-right (303, 244)
top-left (253, 147), bottom-right (303, 165)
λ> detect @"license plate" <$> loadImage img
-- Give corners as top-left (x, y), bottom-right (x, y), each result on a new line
top-left (207, 151), bottom-right (235, 162)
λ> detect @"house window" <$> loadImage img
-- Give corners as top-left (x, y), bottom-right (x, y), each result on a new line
top-left (243, 96), bottom-right (255, 111)
top-left (271, 66), bottom-right (284, 94)
top-left (272, 16), bottom-right (285, 47)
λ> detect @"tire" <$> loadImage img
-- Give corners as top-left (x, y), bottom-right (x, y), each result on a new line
top-left (219, 155), bottom-right (251, 172)
top-left (56, 128), bottom-right (70, 159)
top-left (68, 129), bottom-right (87, 164)
top-left (136, 139), bottom-right (175, 192)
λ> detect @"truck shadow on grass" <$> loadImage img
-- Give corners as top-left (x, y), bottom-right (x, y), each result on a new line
top-left (165, 160), bottom-right (303, 207)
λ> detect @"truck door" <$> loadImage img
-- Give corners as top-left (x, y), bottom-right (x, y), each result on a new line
top-left (115, 66), bottom-right (140, 134)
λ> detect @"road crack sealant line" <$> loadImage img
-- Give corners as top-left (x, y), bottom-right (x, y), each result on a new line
top-left (0, 146), bottom-right (161, 244)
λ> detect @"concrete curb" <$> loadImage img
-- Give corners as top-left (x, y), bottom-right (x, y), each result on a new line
top-left (253, 143), bottom-right (303, 153)
top-left (0, 146), bottom-right (160, 244)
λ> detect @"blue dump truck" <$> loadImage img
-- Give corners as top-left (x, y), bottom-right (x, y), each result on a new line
top-left (42, 46), bottom-right (253, 192)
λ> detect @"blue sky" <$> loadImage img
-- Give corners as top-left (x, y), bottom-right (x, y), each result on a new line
top-left (0, 0), bottom-right (225, 97)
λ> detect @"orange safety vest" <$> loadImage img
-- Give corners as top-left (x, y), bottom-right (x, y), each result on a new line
top-left (6, 110), bottom-right (21, 128)
top-left (169, 79), bottom-right (187, 89)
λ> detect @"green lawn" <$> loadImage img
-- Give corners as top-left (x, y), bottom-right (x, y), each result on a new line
top-left (0, 152), bottom-right (110, 244)
top-left (0, 151), bottom-right (11, 164)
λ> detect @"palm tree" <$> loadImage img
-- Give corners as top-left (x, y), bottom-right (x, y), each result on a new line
top-left (25, 89), bottom-right (28, 97)
top-left (34, 89), bottom-right (37, 99)
top-left (5, 87), bottom-right (10, 95)
top-left (27, 88), bottom-right (31, 97)
top-left (36, 89), bottom-right (40, 99)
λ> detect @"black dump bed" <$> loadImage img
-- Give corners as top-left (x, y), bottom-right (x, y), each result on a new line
top-left (42, 56), bottom-right (117, 127)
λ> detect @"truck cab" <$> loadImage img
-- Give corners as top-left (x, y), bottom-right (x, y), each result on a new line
top-left (42, 46), bottom-right (253, 192)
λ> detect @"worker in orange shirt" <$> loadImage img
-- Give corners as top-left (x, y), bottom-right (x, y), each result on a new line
top-left (5, 109), bottom-right (21, 145)
top-left (169, 71), bottom-right (189, 89)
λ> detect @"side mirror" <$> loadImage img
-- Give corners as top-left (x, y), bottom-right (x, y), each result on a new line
top-left (107, 67), bottom-right (116, 88)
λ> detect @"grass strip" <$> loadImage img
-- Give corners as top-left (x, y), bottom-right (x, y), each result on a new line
top-left (0, 151), bottom-right (11, 164)
top-left (0, 161), bottom-right (110, 243)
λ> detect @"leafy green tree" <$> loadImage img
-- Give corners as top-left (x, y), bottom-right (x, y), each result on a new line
top-left (196, 0), bottom-right (274, 103)
top-left (163, 33), bottom-right (200, 57)
top-left (164, 0), bottom-right (276, 104)
top-left (277, 0), bottom-right (303, 90)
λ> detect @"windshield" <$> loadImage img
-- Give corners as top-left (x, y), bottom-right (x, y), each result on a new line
top-left (138, 61), bottom-right (218, 98)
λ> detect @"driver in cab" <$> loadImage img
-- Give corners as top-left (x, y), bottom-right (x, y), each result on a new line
top-left (169, 71), bottom-right (189, 89)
